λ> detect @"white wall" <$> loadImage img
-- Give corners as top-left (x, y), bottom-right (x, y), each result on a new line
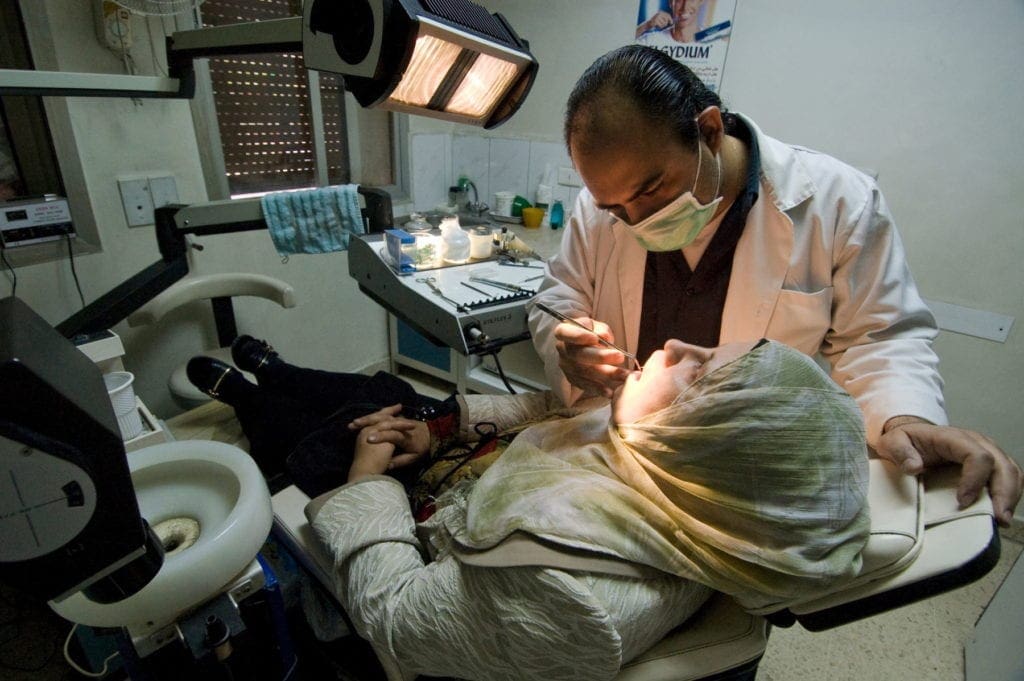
top-left (7, 0), bottom-right (391, 418)
top-left (467, 0), bottom-right (1024, 477)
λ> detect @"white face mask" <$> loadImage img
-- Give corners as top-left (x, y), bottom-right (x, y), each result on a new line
top-left (618, 140), bottom-right (722, 252)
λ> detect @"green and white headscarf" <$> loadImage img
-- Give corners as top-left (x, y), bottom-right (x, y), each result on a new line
top-left (458, 341), bottom-right (870, 611)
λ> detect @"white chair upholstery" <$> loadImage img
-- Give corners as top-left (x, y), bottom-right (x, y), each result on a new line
top-left (128, 273), bottom-right (296, 405)
top-left (127, 273), bottom-right (296, 327)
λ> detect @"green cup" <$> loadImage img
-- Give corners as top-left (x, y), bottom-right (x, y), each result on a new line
top-left (511, 195), bottom-right (531, 217)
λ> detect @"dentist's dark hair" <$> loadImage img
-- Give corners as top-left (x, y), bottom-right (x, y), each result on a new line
top-left (565, 45), bottom-right (724, 154)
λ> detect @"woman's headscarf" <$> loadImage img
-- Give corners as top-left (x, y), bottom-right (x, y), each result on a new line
top-left (456, 341), bottom-right (870, 611)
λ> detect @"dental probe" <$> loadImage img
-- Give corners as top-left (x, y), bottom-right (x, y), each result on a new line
top-left (534, 302), bottom-right (642, 372)
top-left (467, 275), bottom-right (533, 294)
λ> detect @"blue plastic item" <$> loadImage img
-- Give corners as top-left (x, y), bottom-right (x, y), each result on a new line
top-left (549, 200), bottom-right (564, 229)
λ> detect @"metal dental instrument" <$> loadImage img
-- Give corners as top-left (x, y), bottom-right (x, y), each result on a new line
top-left (460, 280), bottom-right (492, 297)
top-left (534, 301), bottom-right (642, 371)
top-left (468, 274), bottom-right (534, 294)
top-left (498, 259), bottom-right (545, 269)
top-left (417, 276), bottom-right (469, 312)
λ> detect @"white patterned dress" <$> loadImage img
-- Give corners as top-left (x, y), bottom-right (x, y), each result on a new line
top-left (308, 393), bottom-right (712, 681)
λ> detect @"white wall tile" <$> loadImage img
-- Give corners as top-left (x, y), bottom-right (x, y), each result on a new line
top-left (410, 133), bottom-right (452, 212)
top-left (527, 141), bottom-right (572, 206)
top-left (487, 138), bottom-right (530, 207)
top-left (448, 134), bottom-right (578, 214)
top-left (451, 134), bottom-right (490, 204)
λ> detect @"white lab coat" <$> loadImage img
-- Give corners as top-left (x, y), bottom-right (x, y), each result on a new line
top-left (529, 114), bottom-right (947, 446)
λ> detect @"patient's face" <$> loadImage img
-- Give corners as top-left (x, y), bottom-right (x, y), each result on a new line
top-left (611, 340), bottom-right (757, 424)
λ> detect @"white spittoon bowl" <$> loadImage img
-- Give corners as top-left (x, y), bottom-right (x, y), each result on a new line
top-left (50, 441), bottom-right (272, 632)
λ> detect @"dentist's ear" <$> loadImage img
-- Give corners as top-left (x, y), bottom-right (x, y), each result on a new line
top-left (695, 106), bottom-right (724, 155)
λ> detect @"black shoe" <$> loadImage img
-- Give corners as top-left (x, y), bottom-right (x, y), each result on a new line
top-left (231, 335), bottom-right (279, 374)
top-left (186, 356), bottom-right (252, 404)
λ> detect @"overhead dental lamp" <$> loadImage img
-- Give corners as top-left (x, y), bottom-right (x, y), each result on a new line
top-left (303, 0), bottom-right (538, 128)
top-left (0, 0), bottom-right (537, 129)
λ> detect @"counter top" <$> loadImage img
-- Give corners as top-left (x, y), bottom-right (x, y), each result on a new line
top-left (506, 222), bottom-right (565, 260)
top-left (395, 213), bottom-right (565, 261)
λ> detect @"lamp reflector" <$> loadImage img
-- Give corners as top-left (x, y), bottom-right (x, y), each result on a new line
top-left (446, 52), bottom-right (520, 117)
top-left (388, 35), bottom-right (462, 107)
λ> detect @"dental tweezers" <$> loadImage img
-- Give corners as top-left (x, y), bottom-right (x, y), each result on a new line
top-left (534, 302), bottom-right (641, 371)
top-left (467, 275), bottom-right (534, 294)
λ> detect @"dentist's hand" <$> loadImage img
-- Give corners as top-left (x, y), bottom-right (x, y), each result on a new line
top-left (876, 419), bottom-right (1022, 527)
top-left (554, 318), bottom-right (633, 399)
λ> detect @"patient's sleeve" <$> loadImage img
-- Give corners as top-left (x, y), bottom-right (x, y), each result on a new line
top-left (459, 390), bottom-right (580, 441)
top-left (309, 477), bottom-right (624, 681)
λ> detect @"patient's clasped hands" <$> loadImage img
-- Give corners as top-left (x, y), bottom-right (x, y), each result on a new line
top-left (347, 404), bottom-right (430, 482)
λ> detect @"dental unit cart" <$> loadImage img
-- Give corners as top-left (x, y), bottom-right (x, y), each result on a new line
top-left (349, 231), bottom-right (552, 393)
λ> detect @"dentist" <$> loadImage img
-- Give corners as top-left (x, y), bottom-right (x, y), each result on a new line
top-left (528, 45), bottom-right (1021, 525)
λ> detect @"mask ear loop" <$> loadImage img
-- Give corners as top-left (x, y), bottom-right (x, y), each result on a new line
top-left (693, 119), bottom-right (723, 202)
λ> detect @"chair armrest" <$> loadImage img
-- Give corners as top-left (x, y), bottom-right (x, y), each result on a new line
top-left (127, 273), bottom-right (296, 326)
top-left (270, 484), bottom-right (335, 594)
top-left (771, 462), bottom-right (999, 631)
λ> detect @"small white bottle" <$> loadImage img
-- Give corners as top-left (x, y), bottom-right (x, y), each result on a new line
top-left (536, 183), bottom-right (553, 228)
top-left (440, 216), bottom-right (470, 264)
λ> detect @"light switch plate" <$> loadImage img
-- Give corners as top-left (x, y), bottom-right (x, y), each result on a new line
top-left (557, 166), bottom-right (582, 187)
top-left (118, 178), bottom-right (153, 227)
top-left (148, 175), bottom-right (178, 210)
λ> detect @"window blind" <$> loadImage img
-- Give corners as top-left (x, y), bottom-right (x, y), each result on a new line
top-left (201, 0), bottom-right (350, 195)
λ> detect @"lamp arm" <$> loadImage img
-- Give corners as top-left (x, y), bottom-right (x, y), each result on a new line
top-left (55, 256), bottom-right (189, 340)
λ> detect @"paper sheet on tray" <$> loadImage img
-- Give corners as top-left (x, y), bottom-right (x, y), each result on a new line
top-left (403, 262), bottom-right (545, 311)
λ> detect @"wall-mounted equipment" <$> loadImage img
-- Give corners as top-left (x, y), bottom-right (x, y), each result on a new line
top-left (0, 196), bottom-right (75, 249)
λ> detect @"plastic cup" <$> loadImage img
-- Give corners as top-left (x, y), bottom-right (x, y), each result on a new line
top-left (469, 226), bottom-right (493, 259)
top-left (494, 191), bottom-right (515, 216)
top-left (104, 371), bottom-right (144, 441)
top-left (521, 206), bottom-right (545, 228)
top-left (511, 195), bottom-right (531, 217)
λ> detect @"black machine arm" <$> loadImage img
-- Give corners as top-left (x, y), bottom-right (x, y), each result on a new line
top-left (55, 187), bottom-right (394, 340)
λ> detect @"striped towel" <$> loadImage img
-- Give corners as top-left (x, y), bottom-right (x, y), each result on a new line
top-left (261, 184), bottom-right (365, 255)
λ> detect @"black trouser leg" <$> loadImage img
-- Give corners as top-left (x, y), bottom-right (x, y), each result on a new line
top-left (231, 390), bottom-right (324, 478)
top-left (255, 363), bottom-right (443, 418)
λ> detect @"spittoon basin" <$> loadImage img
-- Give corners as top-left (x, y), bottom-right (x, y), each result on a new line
top-left (50, 441), bottom-right (272, 630)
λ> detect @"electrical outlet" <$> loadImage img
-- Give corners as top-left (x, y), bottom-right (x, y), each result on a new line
top-left (557, 166), bottom-right (582, 187)
top-left (118, 178), bottom-right (153, 227)
top-left (95, 0), bottom-right (133, 54)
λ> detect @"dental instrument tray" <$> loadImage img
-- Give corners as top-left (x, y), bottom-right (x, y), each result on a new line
top-left (349, 234), bottom-right (538, 354)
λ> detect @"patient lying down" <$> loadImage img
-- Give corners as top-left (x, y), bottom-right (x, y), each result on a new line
top-left (306, 339), bottom-right (870, 681)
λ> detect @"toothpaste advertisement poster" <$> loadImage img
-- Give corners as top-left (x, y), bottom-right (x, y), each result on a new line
top-left (634, 0), bottom-right (737, 92)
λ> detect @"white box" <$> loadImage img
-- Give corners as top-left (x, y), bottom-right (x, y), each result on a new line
top-left (75, 329), bottom-right (126, 373)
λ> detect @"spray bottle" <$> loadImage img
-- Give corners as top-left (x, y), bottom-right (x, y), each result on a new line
top-left (549, 200), bottom-right (564, 229)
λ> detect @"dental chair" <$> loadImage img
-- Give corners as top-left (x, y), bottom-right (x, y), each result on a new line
top-left (123, 185), bottom-right (396, 409)
top-left (128, 272), bottom-right (297, 408)
top-left (267, 457), bottom-right (999, 680)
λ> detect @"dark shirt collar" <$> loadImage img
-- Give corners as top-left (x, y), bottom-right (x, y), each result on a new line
top-left (723, 112), bottom-right (761, 206)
